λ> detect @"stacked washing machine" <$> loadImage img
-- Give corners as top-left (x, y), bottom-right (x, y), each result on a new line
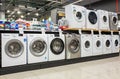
top-left (65, 4), bottom-right (86, 29)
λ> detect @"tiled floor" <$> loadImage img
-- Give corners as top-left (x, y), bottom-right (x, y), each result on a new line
top-left (1, 56), bottom-right (120, 79)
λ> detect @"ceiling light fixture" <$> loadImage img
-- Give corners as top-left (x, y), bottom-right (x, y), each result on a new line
top-left (21, 15), bottom-right (24, 18)
top-left (7, 10), bottom-right (10, 13)
top-left (27, 13), bottom-right (30, 15)
top-left (35, 13), bottom-right (39, 16)
top-left (17, 11), bottom-right (21, 14)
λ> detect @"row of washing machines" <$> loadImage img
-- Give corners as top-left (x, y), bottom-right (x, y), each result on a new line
top-left (65, 4), bottom-right (118, 30)
top-left (1, 32), bottom-right (119, 67)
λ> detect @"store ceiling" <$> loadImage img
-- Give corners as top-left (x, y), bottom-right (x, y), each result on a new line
top-left (1, 0), bottom-right (102, 20)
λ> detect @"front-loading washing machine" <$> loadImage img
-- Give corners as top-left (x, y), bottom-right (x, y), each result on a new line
top-left (102, 35), bottom-right (112, 54)
top-left (48, 32), bottom-right (65, 61)
top-left (111, 34), bottom-right (119, 53)
top-left (80, 34), bottom-right (93, 57)
top-left (27, 33), bottom-right (48, 64)
top-left (1, 33), bottom-right (27, 67)
top-left (97, 10), bottom-right (109, 30)
top-left (92, 34), bottom-right (103, 56)
top-left (65, 33), bottom-right (80, 59)
top-left (65, 4), bottom-right (86, 28)
top-left (27, 34), bottom-right (48, 64)
top-left (109, 12), bottom-right (118, 30)
top-left (86, 9), bottom-right (98, 30)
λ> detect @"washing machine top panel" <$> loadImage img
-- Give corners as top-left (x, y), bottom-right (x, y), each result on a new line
top-left (88, 11), bottom-right (98, 24)
top-left (5, 39), bottom-right (24, 58)
top-left (68, 38), bottom-right (80, 53)
top-left (50, 38), bottom-right (64, 55)
top-left (29, 38), bottom-right (47, 57)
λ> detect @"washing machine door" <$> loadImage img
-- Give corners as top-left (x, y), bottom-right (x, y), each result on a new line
top-left (112, 16), bottom-right (118, 26)
top-left (84, 40), bottom-right (91, 50)
top-left (88, 11), bottom-right (97, 24)
top-left (105, 40), bottom-right (111, 48)
top-left (50, 38), bottom-right (64, 55)
top-left (114, 39), bottom-right (119, 47)
top-left (5, 39), bottom-right (24, 58)
top-left (74, 11), bottom-right (83, 22)
top-left (96, 40), bottom-right (101, 48)
top-left (68, 38), bottom-right (80, 53)
top-left (103, 15), bottom-right (107, 23)
top-left (30, 38), bottom-right (47, 56)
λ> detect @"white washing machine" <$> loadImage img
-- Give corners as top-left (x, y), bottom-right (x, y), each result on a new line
top-left (81, 34), bottom-right (93, 57)
top-left (102, 35), bottom-right (112, 54)
top-left (65, 4), bottom-right (86, 28)
top-left (97, 10), bottom-right (109, 30)
top-left (48, 33), bottom-right (65, 61)
top-left (27, 34), bottom-right (48, 64)
top-left (92, 34), bottom-right (103, 56)
top-left (86, 9), bottom-right (98, 29)
top-left (109, 12), bottom-right (118, 30)
top-left (2, 33), bottom-right (27, 67)
top-left (65, 33), bottom-right (80, 59)
top-left (111, 34), bottom-right (119, 53)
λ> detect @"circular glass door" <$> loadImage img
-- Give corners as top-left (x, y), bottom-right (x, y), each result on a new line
top-left (88, 11), bottom-right (97, 24)
top-left (106, 40), bottom-right (110, 47)
top-left (103, 16), bottom-right (107, 23)
top-left (85, 41), bottom-right (90, 48)
top-left (115, 39), bottom-right (118, 47)
top-left (50, 38), bottom-right (64, 55)
top-left (112, 17), bottom-right (118, 25)
top-left (68, 39), bottom-right (80, 54)
top-left (30, 38), bottom-right (47, 56)
top-left (96, 40), bottom-right (101, 47)
top-left (75, 11), bottom-right (82, 21)
top-left (5, 39), bottom-right (24, 58)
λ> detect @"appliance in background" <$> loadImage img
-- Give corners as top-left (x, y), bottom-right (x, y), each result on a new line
top-left (65, 33), bottom-right (80, 59)
top-left (109, 12), bottom-right (118, 30)
top-left (86, 9), bottom-right (98, 29)
top-left (27, 33), bottom-right (48, 64)
top-left (65, 4), bottom-right (86, 28)
top-left (51, 8), bottom-right (65, 24)
top-left (97, 10), bottom-right (109, 30)
top-left (92, 34), bottom-right (103, 56)
top-left (48, 32), bottom-right (65, 61)
top-left (102, 35), bottom-right (112, 54)
top-left (1, 33), bottom-right (27, 67)
top-left (111, 34), bottom-right (119, 53)
top-left (80, 34), bottom-right (93, 57)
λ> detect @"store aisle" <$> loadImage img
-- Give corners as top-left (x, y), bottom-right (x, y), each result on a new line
top-left (1, 56), bottom-right (120, 79)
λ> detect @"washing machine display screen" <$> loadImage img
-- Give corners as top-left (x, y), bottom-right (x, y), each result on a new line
top-left (106, 40), bottom-right (110, 47)
top-left (115, 39), bottom-right (118, 46)
top-left (76, 12), bottom-right (82, 20)
top-left (88, 12), bottom-right (97, 24)
top-left (85, 41), bottom-right (90, 48)
top-left (30, 39), bottom-right (47, 56)
top-left (113, 17), bottom-right (117, 25)
top-left (50, 38), bottom-right (64, 55)
top-left (5, 39), bottom-right (23, 58)
top-left (69, 39), bottom-right (80, 53)
top-left (103, 16), bottom-right (107, 22)
top-left (96, 40), bottom-right (101, 47)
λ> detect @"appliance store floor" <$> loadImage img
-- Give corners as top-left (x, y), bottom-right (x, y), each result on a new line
top-left (1, 56), bottom-right (120, 79)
